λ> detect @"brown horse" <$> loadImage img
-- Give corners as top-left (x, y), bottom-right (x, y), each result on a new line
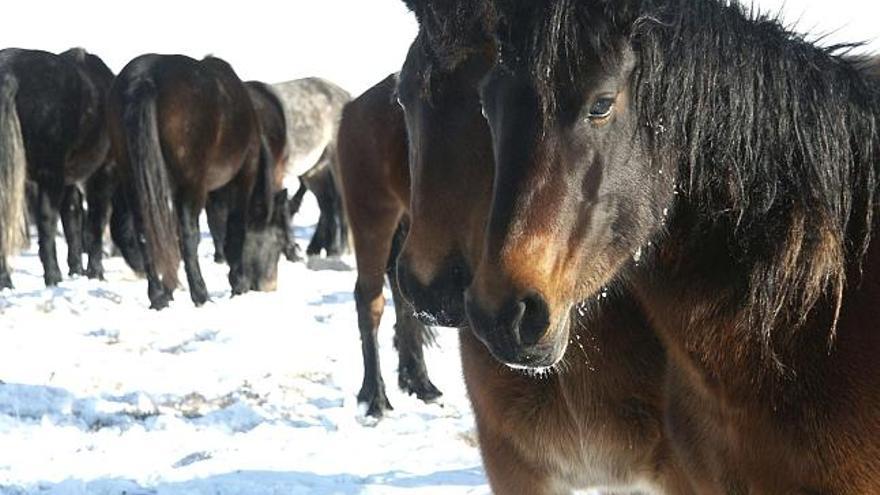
top-left (396, 1), bottom-right (693, 493)
top-left (0, 48), bottom-right (117, 289)
top-left (471, 1), bottom-right (880, 492)
top-left (206, 80), bottom-right (292, 271)
top-left (107, 54), bottom-right (286, 310)
top-left (335, 74), bottom-right (441, 418)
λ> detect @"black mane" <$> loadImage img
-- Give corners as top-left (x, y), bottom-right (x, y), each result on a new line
top-left (496, 0), bottom-right (880, 364)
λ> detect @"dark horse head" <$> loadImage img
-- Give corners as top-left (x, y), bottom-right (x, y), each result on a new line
top-left (469, 0), bottom-right (880, 371)
top-left (395, 0), bottom-right (497, 328)
top-left (243, 80), bottom-right (290, 291)
top-left (471, 2), bottom-right (880, 491)
top-left (464, 0), bottom-right (661, 367)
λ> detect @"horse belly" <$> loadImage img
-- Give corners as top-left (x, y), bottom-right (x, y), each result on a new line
top-left (205, 162), bottom-right (240, 192)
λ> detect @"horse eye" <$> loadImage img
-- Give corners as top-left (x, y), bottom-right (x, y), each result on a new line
top-left (587, 97), bottom-right (615, 120)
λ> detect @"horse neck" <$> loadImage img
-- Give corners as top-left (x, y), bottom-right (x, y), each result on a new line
top-left (627, 203), bottom-right (878, 409)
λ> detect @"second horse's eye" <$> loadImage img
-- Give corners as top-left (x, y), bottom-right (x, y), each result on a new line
top-left (587, 97), bottom-right (615, 120)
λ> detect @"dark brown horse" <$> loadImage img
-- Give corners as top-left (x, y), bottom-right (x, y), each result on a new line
top-left (471, 0), bottom-right (880, 492)
top-left (107, 54), bottom-right (286, 310)
top-left (335, 75), bottom-right (441, 418)
top-left (206, 80), bottom-right (292, 271)
top-left (396, 1), bottom-right (693, 493)
top-left (0, 48), bottom-right (118, 289)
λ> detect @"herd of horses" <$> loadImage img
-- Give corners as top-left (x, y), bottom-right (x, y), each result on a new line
top-left (0, 49), bottom-right (347, 308)
top-left (3, 0), bottom-right (880, 493)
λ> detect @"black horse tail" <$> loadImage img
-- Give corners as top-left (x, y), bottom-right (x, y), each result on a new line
top-left (249, 135), bottom-right (275, 227)
top-left (0, 74), bottom-right (28, 257)
top-left (319, 143), bottom-right (351, 255)
top-left (122, 79), bottom-right (180, 288)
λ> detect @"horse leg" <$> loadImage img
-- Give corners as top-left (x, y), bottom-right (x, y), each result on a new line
top-left (388, 223), bottom-right (442, 402)
top-left (353, 209), bottom-right (403, 418)
top-left (206, 187), bottom-right (229, 264)
top-left (284, 182), bottom-right (307, 262)
top-left (355, 274), bottom-right (393, 418)
top-left (0, 256), bottom-right (11, 289)
top-left (85, 165), bottom-right (113, 280)
top-left (225, 176), bottom-right (253, 296)
top-left (307, 176), bottom-right (333, 256)
top-left (35, 181), bottom-right (64, 286)
top-left (176, 195), bottom-right (209, 306)
top-left (60, 185), bottom-right (85, 277)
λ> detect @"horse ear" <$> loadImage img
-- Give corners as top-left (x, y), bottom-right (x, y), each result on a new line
top-left (401, 0), bottom-right (423, 20)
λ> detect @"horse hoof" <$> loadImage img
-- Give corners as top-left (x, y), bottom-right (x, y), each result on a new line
top-left (149, 287), bottom-right (174, 310)
top-left (229, 274), bottom-right (251, 296)
top-left (68, 267), bottom-right (85, 277)
top-left (399, 374), bottom-right (443, 403)
top-left (191, 292), bottom-right (210, 307)
top-left (284, 246), bottom-right (302, 263)
top-left (86, 267), bottom-right (105, 281)
top-left (149, 297), bottom-right (171, 311)
top-left (358, 389), bottom-right (394, 419)
top-left (44, 272), bottom-right (62, 287)
top-left (213, 253), bottom-right (226, 264)
top-left (0, 274), bottom-right (13, 290)
top-left (361, 394), bottom-right (393, 419)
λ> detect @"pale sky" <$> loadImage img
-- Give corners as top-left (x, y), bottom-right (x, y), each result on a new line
top-left (1, 0), bottom-right (878, 96)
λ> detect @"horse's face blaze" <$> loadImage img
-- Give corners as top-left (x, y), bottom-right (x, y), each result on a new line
top-left (468, 42), bottom-right (673, 369)
top-left (396, 40), bottom-right (495, 327)
top-left (243, 189), bottom-right (288, 292)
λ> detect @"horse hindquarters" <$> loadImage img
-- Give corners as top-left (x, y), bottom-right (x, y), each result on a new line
top-left (0, 75), bottom-right (28, 289)
top-left (175, 195), bottom-right (210, 306)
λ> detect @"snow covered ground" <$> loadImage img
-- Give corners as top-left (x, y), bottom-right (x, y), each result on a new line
top-left (0, 198), bottom-right (489, 495)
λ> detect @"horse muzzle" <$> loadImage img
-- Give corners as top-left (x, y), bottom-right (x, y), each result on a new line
top-left (464, 289), bottom-right (567, 369)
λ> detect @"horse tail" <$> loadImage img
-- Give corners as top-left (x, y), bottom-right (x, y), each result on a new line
top-left (122, 79), bottom-right (180, 288)
top-left (0, 74), bottom-right (28, 257)
top-left (250, 135), bottom-right (275, 227)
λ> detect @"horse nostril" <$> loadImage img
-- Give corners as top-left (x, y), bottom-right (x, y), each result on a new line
top-left (517, 293), bottom-right (551, 347)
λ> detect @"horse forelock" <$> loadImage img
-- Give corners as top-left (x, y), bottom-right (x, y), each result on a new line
top-left (408, 0), bottom-right (495, 98)
top-left (493, 0), bottom-right (632, 122)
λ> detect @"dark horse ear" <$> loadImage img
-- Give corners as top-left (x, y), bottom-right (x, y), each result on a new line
top-left (401, 0), bottom-right (423, 18)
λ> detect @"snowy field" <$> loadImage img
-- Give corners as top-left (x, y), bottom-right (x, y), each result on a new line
top-left (0, 198), bottom-right (489, 495)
